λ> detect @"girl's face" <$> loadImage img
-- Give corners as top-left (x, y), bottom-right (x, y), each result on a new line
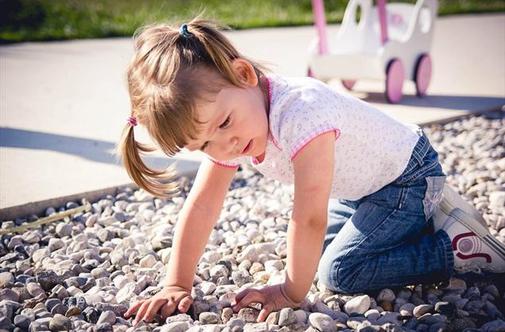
top-left (185, 75), bottom-right (269, 162)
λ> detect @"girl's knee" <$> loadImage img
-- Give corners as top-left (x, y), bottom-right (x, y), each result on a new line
top-left (317, 252), bottom-right (367, 294)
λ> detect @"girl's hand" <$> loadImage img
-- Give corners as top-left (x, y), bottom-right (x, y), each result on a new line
top-left (232, 284), bottom-right (303, 322)
top-left (124, 285), bottom-right (193, 325)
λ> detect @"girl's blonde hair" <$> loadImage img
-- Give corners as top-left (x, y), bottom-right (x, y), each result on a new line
top-left (117, 16), bottom-right (268, 198)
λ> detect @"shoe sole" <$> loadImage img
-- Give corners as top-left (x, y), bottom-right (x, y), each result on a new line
top-left (451, 208), bottom-right (505, 260)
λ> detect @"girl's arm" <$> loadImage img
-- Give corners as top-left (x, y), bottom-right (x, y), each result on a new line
top-left (231, 131), bottom-right (336, 319)
top-left (163, 158), bottom-right (237, 290)
top-left (285, 131), bottom-right (336, 302)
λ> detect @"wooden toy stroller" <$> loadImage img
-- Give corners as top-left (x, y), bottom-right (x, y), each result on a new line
top-left (308, 0), bottom-right (438, 103)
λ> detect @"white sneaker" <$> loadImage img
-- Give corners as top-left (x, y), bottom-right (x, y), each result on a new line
top-left (433, 184), bottom-right (487, 231)
top-left (437, 208), bottom-right (505, 274)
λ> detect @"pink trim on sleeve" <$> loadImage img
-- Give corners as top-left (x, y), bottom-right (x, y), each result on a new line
top-left (290, 128), bottom-right (341, 161)
top-left (208, 158), bottom-right (240, 169)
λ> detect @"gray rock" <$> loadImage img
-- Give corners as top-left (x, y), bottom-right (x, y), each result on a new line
top-left (377, 288), bottom-right (396, 303)
top-left (481, 319), bottom-right (505, 332)
top-left (14, 314), bottom-right (31, 329)
top-left (237, 308), bottom-right (259, 323)
top-left (399, 303), bottom-right (415, 317)
top-left (278, 307), bottom-right (296, 327)
top-left (160, 321), bottom-right (192, 332)
top-left (0, 272), bottom-right (14, 288)
top-left (55, 223), bottom-right (72, 237)
top-left (308, 312), bottom-right (337, 332)
top-left (344, 295), bottom-right (370, 315)
top-left (243, 322), bottom-right (269, 332)
top-left (199, 312), bottom-right (220, 324)
top-left (96, 310), bottom-right (116, 325)
top-left (0, 288), bottom-right (19, 302)
top-left (48, 313), bottom-right (72, 331)
top-left (413, 304), bottom-right (433, 318)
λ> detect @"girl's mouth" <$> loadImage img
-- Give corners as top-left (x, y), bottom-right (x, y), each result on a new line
top-left (242, 139), bottom-right (253, 154)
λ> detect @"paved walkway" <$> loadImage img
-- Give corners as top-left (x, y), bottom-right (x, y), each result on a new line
top-left (1, 14), bottom-right (504, 212)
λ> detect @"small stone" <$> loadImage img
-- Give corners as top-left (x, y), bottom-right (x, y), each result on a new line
top-left (308, 312), bottom-right (337, 332)
top-left (344, 295), bottom-right (370, 315)
top-left (417, 313), bottom-right (447, 325)
top-left (489, 191), bottom-right (505, 209)
top-left (199, 312), bottom-right (219, 324)
top-left (434, 301), bottom-right (456, 318)
top-left (221, 307), bottom-right (233, 324)
top-left (36, 271), bottom-right (61, 291)
top-left (82, 307), bottom-right (100, 324)
top-left (293, 309), bottom-right (307, 324)
top-left (413, 304), bottom-right (433, 318)
top-left (65, 306), bottom-right (81, 317)
top-left (0, 289), bottom-right (18, 303)
top-left (266, 311), bottom-right (279, 325)
top-left (399, 303), bottom-right (415, 317)
top-left (55, 223), bottom-right (72, 237)
top-left (14, 314), bottom-right (31, 329)
top-left (481, 319), bottom-right (505, 332)
top-left (139, 254), bottom-right (157, 268)
top-left (237, 308), bottom-right (259, 323)
top-left (231, 270), bottom-right (253, 287)
top-left (484, 284), bottom-right (500, 298)
top-left (49, 313), bottom-right (72, 331)
top-left (160, 321), bottom-right (191, 332)
top-left (278, 307), bottom-right (296, 326)
top-left (96, 310), bottom-right (116, 325)
top-left (364, 309), bottom-right (380, 321)
top-left (0, 272), bottom-right (14, 288)
top-left (377, 288), bottom-right (396, 303)
top-left (243, 322), bottom-right (269, 332)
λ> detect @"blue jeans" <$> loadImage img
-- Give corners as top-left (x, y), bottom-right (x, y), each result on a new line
top-left (317, 132), bottom-right (454, 293)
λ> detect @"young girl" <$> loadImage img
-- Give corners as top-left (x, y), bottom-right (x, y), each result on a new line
top-left (118, 18), bottom-right (505, 325)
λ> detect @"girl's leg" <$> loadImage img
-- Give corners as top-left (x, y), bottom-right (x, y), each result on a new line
top-left (323, 199), bottom-right (356, 252)
top-left (318, 134), bottom-right (454, 293)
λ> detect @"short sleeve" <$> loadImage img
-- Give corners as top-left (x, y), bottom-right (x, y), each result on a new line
top-left (277, 85), bottom-right (341, 160)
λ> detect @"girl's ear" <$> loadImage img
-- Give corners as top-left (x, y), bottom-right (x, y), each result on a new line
top-left (231, 58), bottom-right (258, 87)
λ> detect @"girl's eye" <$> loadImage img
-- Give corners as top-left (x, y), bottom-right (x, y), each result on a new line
top-left (219, 116), bottom-right (231, 129)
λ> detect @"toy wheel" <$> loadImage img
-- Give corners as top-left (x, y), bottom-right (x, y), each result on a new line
top-left (385, 58), bottom-right (404, 103)
top-left (307, 67), bottom-right (314, 78)
top-left (341, 80), bottom-right (357, 91)
top-left (414, 53), bottom-right (432, 97)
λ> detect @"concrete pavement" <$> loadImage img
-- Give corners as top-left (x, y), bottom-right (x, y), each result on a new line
top-left (1, 14), bottom-right (504, 215)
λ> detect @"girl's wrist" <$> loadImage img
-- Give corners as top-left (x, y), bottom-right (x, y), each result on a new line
top-left (280, 283), bottom-right (303, 306)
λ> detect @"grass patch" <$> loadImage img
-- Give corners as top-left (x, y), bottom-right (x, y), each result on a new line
top-left (1, 0), bottom-right (504, 43)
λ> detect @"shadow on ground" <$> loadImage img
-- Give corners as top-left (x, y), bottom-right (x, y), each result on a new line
top-left (362, 93), bottom-right (505, 110)
top-left (0, 127), bottom-right (171, 169)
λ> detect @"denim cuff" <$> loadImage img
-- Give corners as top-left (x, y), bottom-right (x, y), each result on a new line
top-left (435, 230), bottom-right (454, 277)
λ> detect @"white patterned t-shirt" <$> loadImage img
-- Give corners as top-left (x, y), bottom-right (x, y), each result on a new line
top-left (211, 74), bottom-right (421, 200)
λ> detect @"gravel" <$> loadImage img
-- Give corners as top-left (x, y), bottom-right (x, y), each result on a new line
top-left (1, 111), bottom-right (504, 332)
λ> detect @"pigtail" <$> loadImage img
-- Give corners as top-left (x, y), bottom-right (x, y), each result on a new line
top-left (116, 122), bottom-right (179, 198)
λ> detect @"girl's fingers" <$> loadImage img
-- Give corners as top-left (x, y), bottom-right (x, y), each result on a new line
top-left (258, 305), bottom-right (273, 322)
top-left (178, 296), bottom-right (193, 313)
top-left (234, 289), bottom-right (264, 311)
top-left (124, 300), bottom-right (145, 318)
top-left (133, 301), bottom-right (150, 325)
top-left (160, 300), bottom-right (177, 319)
top-left (144, 298), bottom-right (168, 322)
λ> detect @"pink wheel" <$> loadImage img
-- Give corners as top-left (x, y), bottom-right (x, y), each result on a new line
top-left (385, 58), bottom-right (404, 103)
top-left (341, 79), bottom-right (357, 91)
top-left (307, 67), bottom-right (314, 78)
top-left (414, 53), bottom-right (432, 97)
